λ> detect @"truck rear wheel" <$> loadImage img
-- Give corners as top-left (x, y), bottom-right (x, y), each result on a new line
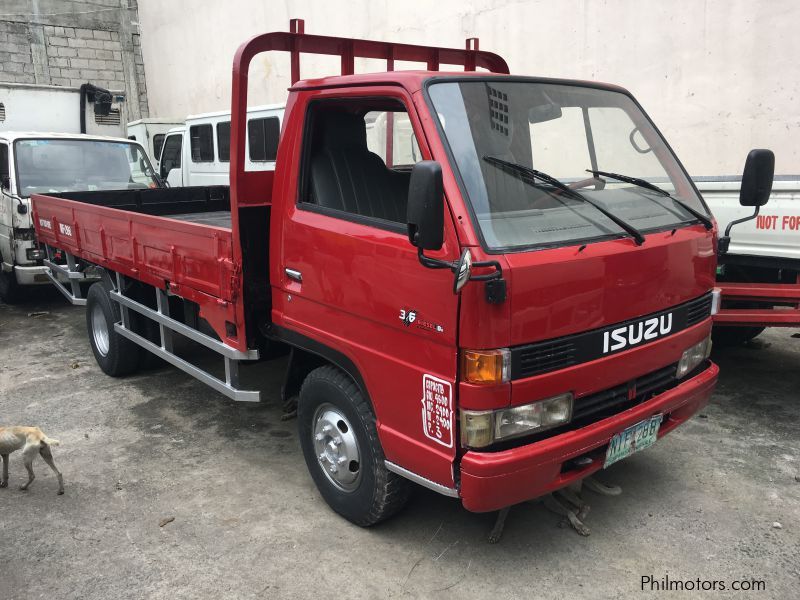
top-left (298, 365), bottom-right (411, 526)
top-left (0, 269), bottom-right (23, 304)
top-left (86, 283), bottom-right (142, 377)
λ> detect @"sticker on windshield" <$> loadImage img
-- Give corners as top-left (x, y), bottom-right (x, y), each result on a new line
top-left (421, 374), bottom-right (453, 448)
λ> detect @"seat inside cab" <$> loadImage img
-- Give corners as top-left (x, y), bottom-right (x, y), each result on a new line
top-left (304, 100), bottom-right (422, 225)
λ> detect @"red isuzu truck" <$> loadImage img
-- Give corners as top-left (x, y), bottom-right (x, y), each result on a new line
top-left (31, 21), bottom-right (770, 525)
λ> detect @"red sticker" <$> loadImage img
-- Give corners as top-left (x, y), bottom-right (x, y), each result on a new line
top-left (421, 374), bottom-right (453, 448)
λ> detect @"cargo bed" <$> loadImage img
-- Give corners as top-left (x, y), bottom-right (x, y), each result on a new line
top-left (31, 186), bottom-right (253, 353)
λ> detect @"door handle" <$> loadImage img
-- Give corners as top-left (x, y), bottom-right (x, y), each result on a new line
top-left (285, 268), bottom-right (302, 283)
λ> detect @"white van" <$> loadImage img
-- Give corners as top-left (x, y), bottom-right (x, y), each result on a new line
top-left (126, 117), bottom-right (183, 170)
top-left (158, 104), bottom-right (284, 187)
top-left (0, 132), bottom-right (157, 302)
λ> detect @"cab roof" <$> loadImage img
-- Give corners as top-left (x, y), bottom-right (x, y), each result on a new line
top-left (0, 131), bottom-right (143, 145)
top-left (289, 70), bottom-right (629, 96)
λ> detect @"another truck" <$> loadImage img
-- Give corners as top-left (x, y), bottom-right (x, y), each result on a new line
top-left (33, 21), bottom-right (757, 524)
top-left (0, 82), bottom-right (127, 138)
top-left (157, 105), bottom-right (284, 187)
top-left (700, 176), bottom-right (799, 344)
top-left (1, 132), bottom-right (159, 302)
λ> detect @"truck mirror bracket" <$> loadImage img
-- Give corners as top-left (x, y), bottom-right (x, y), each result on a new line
top-left (719, 205), bottom-right (760, 255)
top-left (416, 248), bottom-right (507, 303)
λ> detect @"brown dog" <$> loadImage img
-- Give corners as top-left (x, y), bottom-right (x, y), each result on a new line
top-left (0, 426), bottom-right (64, 494)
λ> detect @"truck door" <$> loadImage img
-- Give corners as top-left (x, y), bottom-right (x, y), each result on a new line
top-left (276, 92), bottom-right (462, 488)
top-left (159, 133), bottom-right (183, 187)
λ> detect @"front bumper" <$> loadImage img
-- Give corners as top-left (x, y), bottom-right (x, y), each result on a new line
top-left (13, 264), bottom-right (50, 286)
top-left (459, 361), bottom-right (719, 512)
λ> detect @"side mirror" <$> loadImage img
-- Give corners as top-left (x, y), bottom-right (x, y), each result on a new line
top-left (719, 149), bottom-right (775, 255)
top-left (407, 161), bottom-right (444, 251)
top-left (739, 149), bottom-right (774, 207)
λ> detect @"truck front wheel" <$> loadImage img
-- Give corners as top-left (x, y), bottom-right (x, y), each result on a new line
top-left (86, 283), bottom-right (142, 377)
top-left (298, 365), bottom-right (411, 526)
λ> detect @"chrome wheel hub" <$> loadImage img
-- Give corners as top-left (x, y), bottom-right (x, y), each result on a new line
top-left (312, 403), bottom-right (361, 492)
top-left (91, 303), bottom-right (110, 357)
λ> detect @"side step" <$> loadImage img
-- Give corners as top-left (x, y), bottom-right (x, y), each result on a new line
top-left (43, 245), bottom-right (91, 306)
top-left (110, 273), bottom-right (261, 402)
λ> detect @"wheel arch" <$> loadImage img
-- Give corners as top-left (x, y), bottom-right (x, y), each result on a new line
top-left (273, 325), bottom-right (372, 410)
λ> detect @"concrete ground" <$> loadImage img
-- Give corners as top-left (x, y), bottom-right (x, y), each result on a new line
top-left (1, 289), bottom-right (798, 600)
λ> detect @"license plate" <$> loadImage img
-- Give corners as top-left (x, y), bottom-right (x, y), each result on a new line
top-left (604, 414), bottom-right (663, 468)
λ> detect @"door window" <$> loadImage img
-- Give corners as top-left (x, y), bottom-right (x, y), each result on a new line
top-left (217, 121), bottom-right (231, 162)
top-left (190, 124), bottom-right (214, 162)
top-left (0, 143), bottom-right (9, 189)
top-left (153, 134), bottom-right (166, 160)
top-left (248, 117), bottom-right (280, 161)
top-left (299, 98), bottom-right (423, 227)
top-left (159, 134), bottom-right (182, 179)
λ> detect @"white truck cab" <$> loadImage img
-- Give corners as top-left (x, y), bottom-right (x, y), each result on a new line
top-left (126, 118), bottom-right (183, 172)
top-left (0, 132), bottom-right (158, 302)
top-left (158, 104), bottom-right (284, 187)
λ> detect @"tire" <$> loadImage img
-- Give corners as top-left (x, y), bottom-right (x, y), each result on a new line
top-left (0, 269), bottom-right (23, 304)
top-left (712, 325), bottom-right (766, 347)
top-left (85, 282), bottom-right (142, 376)
top-left (298, 365), bottom-right (411, 526)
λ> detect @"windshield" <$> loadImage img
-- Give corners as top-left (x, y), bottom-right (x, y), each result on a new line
top-left (14, 139), bottom-right (159, 198)
top-left (427, 80), bottom-right (708, 251)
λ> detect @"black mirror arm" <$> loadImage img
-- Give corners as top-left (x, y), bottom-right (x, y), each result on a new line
top-left (416, 249), bottom-right (507, 303)
top-left (724, 205), bottom-right (760, 239)
top-left (417, 248), bottom-right (456, 271)
top-left (719, 205), bottom-right (760, 255)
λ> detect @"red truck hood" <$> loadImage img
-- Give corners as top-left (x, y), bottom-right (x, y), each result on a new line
top-left (503, 226), bottom-right (716, 346)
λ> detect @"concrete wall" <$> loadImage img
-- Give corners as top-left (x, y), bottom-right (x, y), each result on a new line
top-left (136, 0), bottom-right (800, 176)
top-left (0, 1), bottom-right (149, 120)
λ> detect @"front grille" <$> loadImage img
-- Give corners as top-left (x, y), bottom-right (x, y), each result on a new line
top-left (515, 338), bottom-right (577, 378)
top-left (485, 361), bottom-right (704, 453)
top-left (572, 363), bottom-right (677, 421)
top-left (686, 294), bottom-right (713, 326)
top-left (511, 292), bottom-right (713, 380)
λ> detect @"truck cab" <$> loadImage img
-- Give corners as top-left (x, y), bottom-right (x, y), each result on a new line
top-left (0, 132), bottom-right (158, 302)
top-left (126, 117), bottom-right (183, 171)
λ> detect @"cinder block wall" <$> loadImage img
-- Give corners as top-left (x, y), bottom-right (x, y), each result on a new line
top-left (0, 1), bottom-right (149, 120)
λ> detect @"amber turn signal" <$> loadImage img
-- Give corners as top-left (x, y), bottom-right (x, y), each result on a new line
top-left (461, 348), bottom-right (511, 384)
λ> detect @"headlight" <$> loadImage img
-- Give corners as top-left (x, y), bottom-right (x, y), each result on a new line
top-left (460, 393), bottom-right (573, 448)
top-left (26, 248), bottom-right (45, 261)
top-left (676, 336), bottom-right (712, 379)
top-left (461, 348), bottom-right (510, 384)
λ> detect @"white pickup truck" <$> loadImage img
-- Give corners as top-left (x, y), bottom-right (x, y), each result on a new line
top-left (699, 174), bottom-right (800, 343)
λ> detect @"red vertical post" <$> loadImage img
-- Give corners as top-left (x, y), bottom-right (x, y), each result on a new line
top-left (465, 37), bottom-right (479, 71)
top-left (427, 49), bottom-right (440, 71)
top-left (341, 40), bottom-right (354, 76)
top-left (290, 18), bottom-right (305, 84)
top-left (386, 46), bottom-right (395, 71)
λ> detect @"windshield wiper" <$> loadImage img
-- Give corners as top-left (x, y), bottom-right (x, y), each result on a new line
top-left (587, 169), bottom-right (713, 230)
top-left (483, 155), bottom-right (645, 245)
